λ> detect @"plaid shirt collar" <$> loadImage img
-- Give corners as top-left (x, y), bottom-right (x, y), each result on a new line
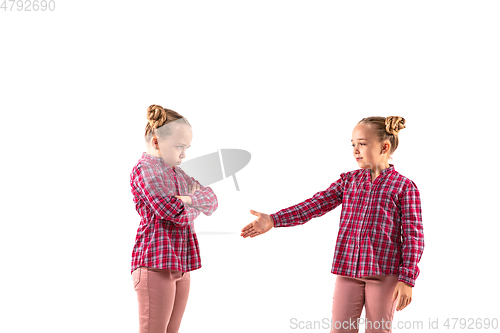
top-left (364, 163), bottom-right (395, 177)
top-left (141, 152), bottom-right (176, 171)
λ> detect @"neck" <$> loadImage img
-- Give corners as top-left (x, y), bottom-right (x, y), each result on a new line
top-left (146, 147), bottom-right (160, 158)
top-left (370, 162), bottom-right (390, 177)
top-left (145, 149), bottom-right (176, 169)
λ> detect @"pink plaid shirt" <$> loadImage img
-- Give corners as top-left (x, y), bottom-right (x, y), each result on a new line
top-left (130, 152), bottom-right (218, 273)
top-left (270, 164), bottom-right (424, 287)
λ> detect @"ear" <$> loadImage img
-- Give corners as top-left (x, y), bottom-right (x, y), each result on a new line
top-left (148, 136), bottom-right (158, 148)
top-left (382, 142), bottom-right (390, 153)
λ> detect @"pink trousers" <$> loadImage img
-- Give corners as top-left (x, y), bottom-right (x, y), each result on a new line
top-left (330, 275), bottom-right (399, 333)
top-left (132, 266), bottom-right (190, 333)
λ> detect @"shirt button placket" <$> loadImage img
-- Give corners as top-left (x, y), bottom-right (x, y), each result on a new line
top-left (172, 167), bottom-right (180, 195)
top-left (355, 180), bottom-right (371, 275)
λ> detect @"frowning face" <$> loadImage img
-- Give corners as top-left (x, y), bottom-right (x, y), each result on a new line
top-left (153, 124), bottom-right (192, 168)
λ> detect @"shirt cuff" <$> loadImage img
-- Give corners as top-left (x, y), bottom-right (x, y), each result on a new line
top-left (398, 268), bottom-right (416, 287)
top-left (186, 194), bottom-right (197, 207)
top-left (270, 213), bottom-right (280, 227)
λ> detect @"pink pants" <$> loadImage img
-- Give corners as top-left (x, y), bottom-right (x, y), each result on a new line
top-left (330, 275), bottom-right (399, 333)
top-left (132, 266), bottom-right (190, 333)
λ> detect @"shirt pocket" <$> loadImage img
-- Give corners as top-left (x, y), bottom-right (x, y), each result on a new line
top-left (132, 267), bottom-right (142, 290)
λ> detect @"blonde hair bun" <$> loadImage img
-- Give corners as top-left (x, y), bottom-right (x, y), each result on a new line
top-left (146, 104), bottom-right (168, 130)
top-left (385, 116), bottom-right (406, 135)
top-left (144, 104), bottom-right (190, 141)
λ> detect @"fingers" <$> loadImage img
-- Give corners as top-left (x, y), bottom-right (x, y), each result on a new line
top-left (241, 210), bottom-right (268, 238)
top-left (241, 227), bottom-right (257, 238)
top-left (392, 290), bottom-right (398, 302)
top-left (189, 183), bottom-right (201, 194)
top-left (396, 296), bottom-right (412, 311)
top-left (250, 209), bottom-right (261, 217)
top-left (241, 222), bottom-right (262, 238)
top-left (243, 230), bottom-right (261, 238)
top-left (396, 297), bottom-right (403, 311)
top-left (241, 223), bottom-right (253, 233)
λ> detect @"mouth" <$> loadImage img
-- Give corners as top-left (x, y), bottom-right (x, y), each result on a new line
top-left (356, 157), bottom-right (363, 161)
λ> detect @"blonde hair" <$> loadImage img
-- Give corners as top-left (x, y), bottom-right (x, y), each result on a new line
top-left (357, 116), bottom-right (406, 158)
top-left (144, 104), bottom-right (191, 143)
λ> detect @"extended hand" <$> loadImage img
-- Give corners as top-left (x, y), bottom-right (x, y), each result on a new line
top-left (240, 210), bottom-right (274, 238)
top-left (392, 281), bottom-right (412, 311)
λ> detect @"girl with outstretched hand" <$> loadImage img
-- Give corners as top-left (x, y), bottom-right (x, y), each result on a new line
top-left (241, 116), bottom-right (424, 333)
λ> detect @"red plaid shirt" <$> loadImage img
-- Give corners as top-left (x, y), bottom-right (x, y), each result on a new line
top-left (270, 164), bottom-right (424, 287)
top-left (130, 152), bottom-right (218, 273)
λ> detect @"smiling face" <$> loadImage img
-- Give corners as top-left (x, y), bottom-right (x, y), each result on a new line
top-left (351, 123), bottom-right (390, 172)
top-left (152, 124), bottom-right (192, 168)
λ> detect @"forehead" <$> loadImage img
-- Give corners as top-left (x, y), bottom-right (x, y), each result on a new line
top-left (351, 123), bottom-right (375, 139)
top-left (168, 124), bottom-right (192, 140)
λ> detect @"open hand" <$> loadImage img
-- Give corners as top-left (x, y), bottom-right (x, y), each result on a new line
top-left (392, 281), bottom-right (412, 311)
top-left (241, 210), bottom-right (274, 238)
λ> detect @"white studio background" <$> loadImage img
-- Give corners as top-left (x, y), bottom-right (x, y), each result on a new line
top-left (1, 1), bottom-right (499, 332)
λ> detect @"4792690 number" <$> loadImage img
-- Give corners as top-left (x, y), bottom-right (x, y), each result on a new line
top-left (443, 317), bottom-right (498, 330)
top-left (1, 0), bottom-right (55, 11)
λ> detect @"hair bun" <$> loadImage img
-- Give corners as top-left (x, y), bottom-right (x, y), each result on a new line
top-left (385, 116), bottom-right (406, 135)
top-left (147, 104), bottom-right (168, 129)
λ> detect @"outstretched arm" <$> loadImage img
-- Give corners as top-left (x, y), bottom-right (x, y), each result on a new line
top-left (269, 175), bottom-right (345, 228)
top-left (241, 173), bottom-right (347, 238)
